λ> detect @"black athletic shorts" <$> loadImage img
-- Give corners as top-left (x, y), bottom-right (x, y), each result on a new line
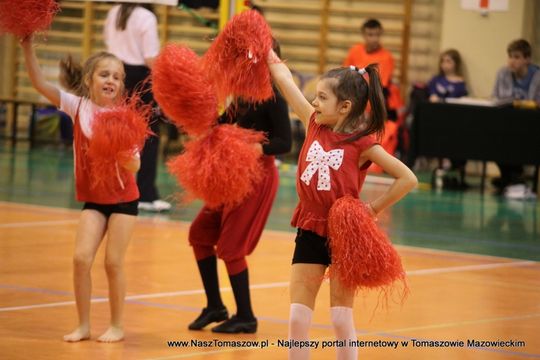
top-left (292, 228), bottom-right (331, 266)
top-left (83, 200), bottom-right (138, 218)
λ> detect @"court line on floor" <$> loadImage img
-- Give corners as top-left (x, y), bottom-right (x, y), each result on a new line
top-left (0, 219), bottom-right (78, 228)
top-left (3, 215), bottom-right (536, 255)
top-left (1, 260), bottom-right (535, 313)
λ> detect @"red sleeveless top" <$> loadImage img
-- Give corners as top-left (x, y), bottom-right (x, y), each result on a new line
top-left (291, 113), bottom-right (377, 237)
top-left (73, 100), bottom-right (139, 204)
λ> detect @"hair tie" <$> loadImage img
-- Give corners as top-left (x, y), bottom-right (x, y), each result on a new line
top-left (349, 65), bottom-right (366, 75)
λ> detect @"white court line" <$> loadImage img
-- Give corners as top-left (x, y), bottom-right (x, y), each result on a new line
top-left (407, 260), bottom-right (536, 275)
top-left (0, 262), bottom-right (535, 313)
top-left (0, 282), bottom-right (291, 312)
top-left (0, 201), bottom-right (80, 214)
top-left (0, 220), bottom-right (79, 228)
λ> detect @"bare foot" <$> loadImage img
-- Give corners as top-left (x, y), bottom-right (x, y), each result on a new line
top-left (63, 326), bottom-right (90, 342)
top-left (97, 326), bottom-right (124, 343)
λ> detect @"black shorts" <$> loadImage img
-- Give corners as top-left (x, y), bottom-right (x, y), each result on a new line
top-left (83, 200), bottom-right (138, 218)
top-left (292, 228), bottom-right (331, 266)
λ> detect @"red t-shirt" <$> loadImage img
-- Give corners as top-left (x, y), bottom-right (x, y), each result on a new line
top-left (291, 113), bottom-right (377, 237)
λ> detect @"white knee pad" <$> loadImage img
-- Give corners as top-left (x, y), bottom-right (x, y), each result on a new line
top-left (288, 303), bottom-right (313, 360)
top-left (330, 306), bottom-right (358, 360)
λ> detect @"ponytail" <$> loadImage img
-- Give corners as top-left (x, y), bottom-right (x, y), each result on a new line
top-left (59, 54), bottom-right (83, 96)
top-left (339, 63), bottom-right (386, 143)
top-left (364, 64), bottom-right (386, 137)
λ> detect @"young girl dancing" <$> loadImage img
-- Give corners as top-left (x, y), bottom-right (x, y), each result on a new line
top-left (268, 51), bottom-right (417, 359)
top-left (21, 37), bottom-right (141, 343)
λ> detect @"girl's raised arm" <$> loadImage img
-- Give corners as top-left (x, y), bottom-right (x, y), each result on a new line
top-left (268, 50), bottom-right (313, 128)
top-left (21, 38), bottom-right (61, 107)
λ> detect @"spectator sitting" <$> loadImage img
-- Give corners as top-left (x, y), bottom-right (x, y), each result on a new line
top-left (428, 49), bottom-right (468, 102)
top-left (491, 39), bottom-right (540, 198)
top-left (428, 49), bottom-right (469, 189)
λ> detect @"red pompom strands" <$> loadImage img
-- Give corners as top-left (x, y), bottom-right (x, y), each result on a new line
top-left (158, 13), bottom-right (272, 207)
top-left (152, 44), bottom-right (218, 136)
top-left (86, 98), bottom-right (152, 190)
top-left (167, 124), bottom-right (266, 208)
top-left (0, 0), bottom-right (60, 38)
top-left (327, 196), bottom-right (408, 299)
top-left (202, 10), bottom-right (273, 105)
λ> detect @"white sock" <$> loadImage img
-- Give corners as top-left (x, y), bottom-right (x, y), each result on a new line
top-left (330, 306), bottom-right (358, 360)
top-left (288, 303), bottom-right (313, 360)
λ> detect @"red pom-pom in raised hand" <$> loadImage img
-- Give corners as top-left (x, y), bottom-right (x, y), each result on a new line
top-left (0, 0), bottom-right (60, 38)
top-left (86, 98), bottom-right (153, 190)
top-left (328, 196), bottom-right (408, 299)
top-left (202, 10), bottom-right (273, 105)
top-left (152, 44), bottom-right (218, 136)
top-left (167, 124), bottom-right (266, 208)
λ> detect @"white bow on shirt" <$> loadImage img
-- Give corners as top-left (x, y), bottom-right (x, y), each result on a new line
top-left (300, 140), bottom-right (344, 191)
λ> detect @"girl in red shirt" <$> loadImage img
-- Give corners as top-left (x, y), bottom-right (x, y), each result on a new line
top-left (269, 51), bottom-right (417, 359)
top-left (21, 37), bottom-right (140, 343)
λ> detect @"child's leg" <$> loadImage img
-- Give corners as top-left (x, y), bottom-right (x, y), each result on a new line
top-left (329, 278), bottom-right (357, 360)
top-left (97, 213), bottom-right (137, 342)
top-left (188, 208), bottom-right (228, 330)
top-left (64, 209), bottom-right (108, 342)
top-left (211, 263), bottom-right (257, 334)
top-left (212, 160), bottom-right (279, 332)
top-left (289, 263), bottom-right (325, 360)
top-left (189, 208), bottom-right (223, 310)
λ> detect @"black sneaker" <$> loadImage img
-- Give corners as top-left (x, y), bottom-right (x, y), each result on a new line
top-left (211, 315), bottom-right (257, 334)
top-left (188, 307), bottom-right (228, 330)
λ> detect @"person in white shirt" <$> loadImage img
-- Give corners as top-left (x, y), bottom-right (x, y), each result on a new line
top-left (104, 3), bottom-right (171, 212)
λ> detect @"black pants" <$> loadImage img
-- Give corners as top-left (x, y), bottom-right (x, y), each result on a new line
top-left (124, 63), bottom-right (161, 202)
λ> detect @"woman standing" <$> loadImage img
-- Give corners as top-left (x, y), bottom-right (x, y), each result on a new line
top-left (104, 3), bottom-right (171, 212)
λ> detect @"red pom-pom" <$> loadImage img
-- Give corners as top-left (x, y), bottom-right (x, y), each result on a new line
top-left (328, 196), bottom-right (408, 299)
top-left (202, 10), bottom-right (273, 105)
top-left (0, 0), bottom-right (60, 38)
top-left (86, 98), bottom-right (153, 190)
top-left (167, 124), bottom-right (266, 208)
top-left (152, 43), bottom-right (218, 136)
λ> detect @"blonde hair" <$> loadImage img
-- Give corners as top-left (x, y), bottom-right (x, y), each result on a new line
top-left (60, 52), bottom-right (125, 99)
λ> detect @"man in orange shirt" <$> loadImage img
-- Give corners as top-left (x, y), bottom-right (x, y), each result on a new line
top-left (344, 19), bottom-right (404, 165)
top-left (343, 19), bottom-right (394, 89)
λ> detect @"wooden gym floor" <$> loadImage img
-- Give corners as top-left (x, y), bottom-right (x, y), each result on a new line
top-left (0, 145), bottom-right (539, 359)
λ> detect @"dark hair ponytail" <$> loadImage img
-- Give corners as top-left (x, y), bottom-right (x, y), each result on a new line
top-left (363, 64), bottom-right (386, 138)
top-left (332, 63), bottom-right (386, 144)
